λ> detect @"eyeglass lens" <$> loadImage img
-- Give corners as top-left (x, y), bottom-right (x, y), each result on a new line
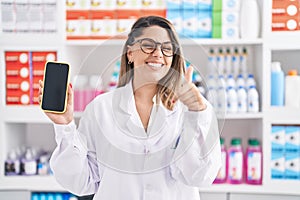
top-left (140, 39), bottom-right (176, 57)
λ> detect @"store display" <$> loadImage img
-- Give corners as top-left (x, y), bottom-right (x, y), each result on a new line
top-left (245, 138), bottom-right (263, 184)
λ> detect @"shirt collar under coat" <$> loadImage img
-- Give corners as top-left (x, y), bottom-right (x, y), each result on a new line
top-left (116, 79), bottom-right (179, 139)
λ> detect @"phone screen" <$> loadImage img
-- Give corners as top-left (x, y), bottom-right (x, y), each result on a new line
top-left (41, 62), bottom-right (69, 113)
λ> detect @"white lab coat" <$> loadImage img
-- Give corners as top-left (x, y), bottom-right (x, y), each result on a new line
top-left (50, 80), bottom-right (221, 200)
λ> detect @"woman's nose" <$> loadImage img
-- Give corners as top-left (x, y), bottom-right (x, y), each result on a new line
top-left (152, 45), bottom-right (163, 57)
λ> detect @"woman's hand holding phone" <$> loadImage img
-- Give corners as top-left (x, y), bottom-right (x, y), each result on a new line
top-left (38, 80), bottom-right (74, 125)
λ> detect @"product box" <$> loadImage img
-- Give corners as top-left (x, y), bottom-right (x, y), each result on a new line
top-left (42, 2), bottom-right (57, 32)
top-left (222, 11), bottom-right (239, 26)
top-left (197, 10), bottom-right (212, 38)
top-left (66, 0), bottom-right (90, 10)
top-left (15, 0), bottom-right (29, 32)
top-left (28, 0), bottom-right (43, 32)
top-left (1, 0), bottom-right (16, 33)
top-left (285, 152), bottom-right (300, 180)
top-left (222, 0), bottom-right (240, 11)
top-left (271, 151), bottom-right (285, 179)
top-left (182, 9), bottom-right (197, 38)
top-left (116, 0), bottom-right (141, 10)
top-left (222, 25), bottom-right (239, 39)
top-left (141, 0), bottom-right (166, 9)
top-left (272, 0), bottom-right (299, 17)
top-left (212, 24), bottom-right (221, 38)
top-left (66, 11), bottom-right (91, 39)
top-left (166, 9), bottom-right (183, 36)
top-left (212, 0), bottom-right (222, 11)
top-left (90, 11), bottom-right (116, 39)
top-left (285, 126), bottom-right (300, 152)
top-left (90, 0), bottom-right (116, 10)
top-left (182, 0), bottom-right (197, 10)
top-left (198, 0), bottom-right (212, 10)
top-left (272, 15), bottom-right (300, 31)
top-left (140, 9), bottom-right (166, 18)
top-left (6, 90), bottom-right (30, 105)
top-left (271, 126), bottom-right (286, 152)
top-left (116, 10), bottom-right (140, 35)
top-left (166, 0), bottom-right (181, 10)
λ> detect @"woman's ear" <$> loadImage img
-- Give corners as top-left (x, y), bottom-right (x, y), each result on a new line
top-left (127, 45), bottom-right (133, 62)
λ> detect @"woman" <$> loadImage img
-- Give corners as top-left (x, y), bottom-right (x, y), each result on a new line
top-left (39, 16), bottom-right (221, 200)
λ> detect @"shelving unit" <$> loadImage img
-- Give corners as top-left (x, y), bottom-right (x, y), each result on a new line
top-left (0, 0), bottom-right (300, 199)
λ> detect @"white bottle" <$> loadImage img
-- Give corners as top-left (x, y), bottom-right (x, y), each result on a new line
top-left (236, 74), bottom-right (246, 88)
top-left (227, 74), bottom-right (236, 89)
top-left (207, 48), bottom-right (217, 75)
top-left (232, 48), bottom-right (240, 78)
top-left (217, 48), bottom-right (225, 75)
top-left (225, 48), bottom-right (232, 75)
top-left (246, 74), bottom-right (256, 90)
top-left (240, 0), bottom-right (260, 39)
top-left (240, 47), bottom-right (248, 75)
top-left (206, 74), bottom-right (216, 89)
top-left (227, 86), bottom-right (238, 113)
top-left (237, 86), bottom-right (248, 113)
top-left (285, 70), bottom-right (300, 108)
top-left (206, 87), bottom-right (218, 109)
top-left (217, 75), bottom-right (226, 90)
top-left (247, 85), bottom-right (259, 112)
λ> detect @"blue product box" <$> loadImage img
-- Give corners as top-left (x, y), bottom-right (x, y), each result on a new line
top-left (197, 10), bottom-right (212, 38)
top-left (182, 0), bottom-right (197, 10)
top-left (198, 0), bottom-right (212, 10)
top-left (285, 152), bottom-right (300, 180)
top-left (166, 0), bottom-right (182, 10)
top-left (182, 9), bottom-right (197, 38)
top-left (285, 126), bottom-right (300, 153)
top-left (166, 9), bottom-right (183, 37)
top-left (271, 126), bottom-right (285, 153)
top-left (271, 151), bottom-right (285, 179)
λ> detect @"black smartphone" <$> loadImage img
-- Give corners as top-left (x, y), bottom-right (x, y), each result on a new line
top-left (41, 61), bottom-right (70, 113)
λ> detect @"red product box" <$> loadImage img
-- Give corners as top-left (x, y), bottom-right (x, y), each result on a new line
top-left (272, 0), bottom-right (299, 16)
top-left (6, 90), bottom-right (30, 105)
top-left (6, 77), bottom-right (30, 92)
top-left (140, 9), bottom-right (166, 18)
top-left (272, 14), bottom-right (300, 31)
top-left (32, 51), bottom-right (57, 77)
top-left (5, 52), bottom-right (30, 78)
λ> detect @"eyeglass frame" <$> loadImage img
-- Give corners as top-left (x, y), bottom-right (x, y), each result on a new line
top-left (130, 38), bottom-right (179, 57)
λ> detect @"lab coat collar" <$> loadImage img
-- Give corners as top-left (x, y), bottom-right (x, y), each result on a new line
top-left (116, 80), bottom-right (178, 139)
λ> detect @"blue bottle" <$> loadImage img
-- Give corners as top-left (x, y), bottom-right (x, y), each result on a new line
top-left (271, 62), bottom-right (284, 106)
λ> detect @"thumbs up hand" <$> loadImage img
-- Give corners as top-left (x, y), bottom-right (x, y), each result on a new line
top-left (175, 66), bottom-right (207, 111)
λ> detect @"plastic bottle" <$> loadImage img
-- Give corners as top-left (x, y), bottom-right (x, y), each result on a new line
top-left (232, 48), bottom-right (240, 78)
top-left (271, 62), bottom-right (284, 106)
top-left (217, 48), bottom-right (225, 75)
top-left (214, 137), bottom-right (227, 183)
top-left (246, 74), bottom-right (256, 90)
top-left (227, 86), bottom-right (238, 113)
top-left (236, 74), bottom-right (246, 89)
top-left (73, 75), bottom-right (89, 112)
top-left (245, 138), bottom-right (262, 184)
top-left (240, 47), bottom-right (248, 76)
top-left (285, 70), bottom-right (300, 108)
top-left (225, 48), bottom-right (232, 75)
top-left (237, 86), bottom-right (248, 113)
top-left (247, 85), bottom-right (259, 112)
top-left (226, 74), bottom-right (236, 89)
top-left (207, 48), bottom-right (217, 75)
top-left (228, 138), bottom-right (244, 184)
top-left (5, 150), bottom-right (20, 175)
top-left (240, 0), bottom-right (260, 39)
top-left (206, 76), bottom-right (218, 109)
top-left (21, 148), bottom-right (37, 175)
top-left (217, 86), bottom-right (227, 114)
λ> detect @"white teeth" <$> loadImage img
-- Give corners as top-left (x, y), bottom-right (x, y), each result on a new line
top-left (148, 63), bottom-right (163, 68)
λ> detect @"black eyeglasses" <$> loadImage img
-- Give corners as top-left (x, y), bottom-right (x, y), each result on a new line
top-left (132, 38), bottom-right (178, 57)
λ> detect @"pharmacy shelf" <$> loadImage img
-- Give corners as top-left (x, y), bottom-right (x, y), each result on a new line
top-left (265, 107), bottom-right (300, 124)
top-left (0, 176), bottom-right (65, 192)
top-left (265, 32), bottom-right (300, 50)
top-left (217, 112), bottom-right (264, 120)
top-left (199, 181), bottom-right (300, 195)
top-left (65, 38), bottom-right (264, 46)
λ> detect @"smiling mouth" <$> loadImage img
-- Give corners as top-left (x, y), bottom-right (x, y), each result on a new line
top-left (146, 62), bottom-right (164, 69)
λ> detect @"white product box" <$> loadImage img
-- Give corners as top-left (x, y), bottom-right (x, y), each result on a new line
top-left (66, 0), bottom-right (90, 10)
top-left (222, 0), bottom-right (241, 11)
top-left (222, 11), bottom-right (239, 26)
top-left (116, 0), bottom-right (141, 10)
top-left (182, 0), bottom-right (197, 9)
top-left (141, 0), bottom-right (166, 9)
top-left (91, 19), bottom-right (117, 37)
top-left (42, 3), bottom-right (57, 32)
top-left (1, 0), bottom-right (16, 32)
top-left (28, 0), bottom-right (43, 32)
top-left (222, 25), bottom-right (239, 39)
top-left (66, 19), bottom-right (91, 37)
top-left (90, 0), bottom-right (116, 10)
top-left (15, 0), bottom-right (29, 32)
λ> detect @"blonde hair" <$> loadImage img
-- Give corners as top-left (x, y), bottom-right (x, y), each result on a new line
top-left (118, 16), bottom-right (185, 110)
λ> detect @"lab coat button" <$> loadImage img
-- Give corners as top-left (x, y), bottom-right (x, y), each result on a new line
top-left (64, 127), bottom-right (71, 132)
